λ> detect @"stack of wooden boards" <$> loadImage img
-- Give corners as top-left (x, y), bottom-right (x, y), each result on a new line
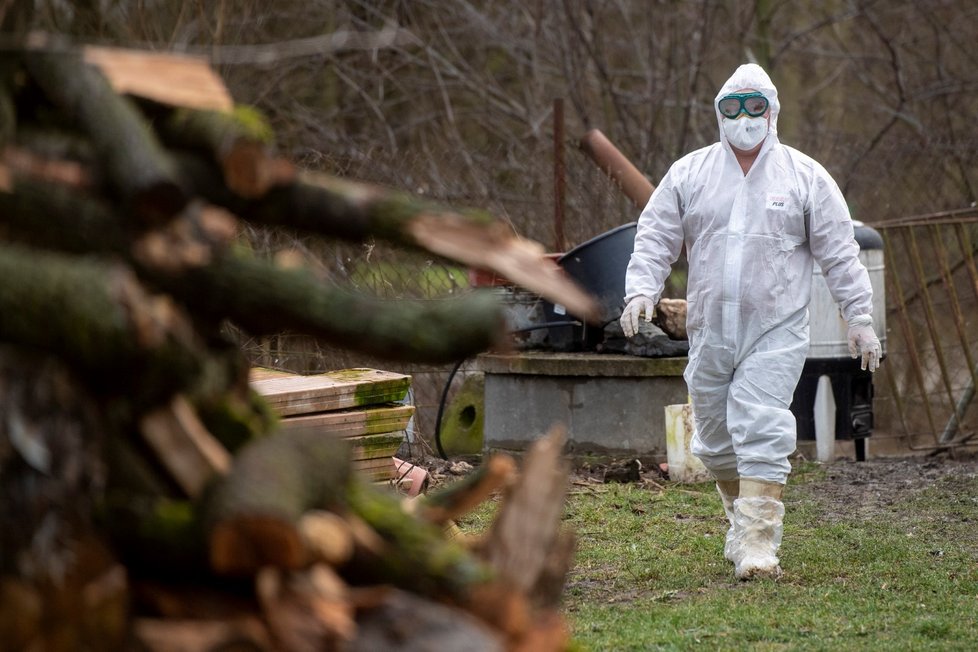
top-left (249, 367), bottom-right (413, 482)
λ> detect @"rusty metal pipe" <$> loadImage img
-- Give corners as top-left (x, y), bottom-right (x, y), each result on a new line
top-left (578, 129), bottom-right (654, 209)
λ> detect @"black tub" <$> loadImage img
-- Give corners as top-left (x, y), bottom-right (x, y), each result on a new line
top-left (542, 223), bottom-right (637, 351)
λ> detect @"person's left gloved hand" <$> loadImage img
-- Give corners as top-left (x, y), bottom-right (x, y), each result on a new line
top-left (847, 315), bottom-right (882, 372)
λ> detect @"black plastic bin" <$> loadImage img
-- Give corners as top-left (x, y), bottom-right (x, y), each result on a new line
top-left (541, 223), bottom-right (637, 351)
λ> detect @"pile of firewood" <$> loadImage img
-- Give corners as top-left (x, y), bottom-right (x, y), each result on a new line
top-left (0, 37), bottom-right (597, 651)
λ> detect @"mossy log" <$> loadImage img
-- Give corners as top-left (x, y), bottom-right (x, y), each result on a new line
top-left (204, 430), bottom-right (352, 576)
top-left (159, 106), bottom-right (293, 198)
top-left (23, 50), bottom-right (188, 222)
top-left (0, 242), bottom-right (205, 406)
top-left (174, 253), bottom-right (506, 364)
top-left (174, 156), bottom-right (599, 320)
top-left (343, 480), bottom-right (495, 602)
top-left (0, 178), bottom-right (508, 364)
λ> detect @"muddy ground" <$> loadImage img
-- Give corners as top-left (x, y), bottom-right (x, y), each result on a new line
top-left (788, 452), bottom-right (978, 522)
top-left (421, 449), bottom-right (978, 524)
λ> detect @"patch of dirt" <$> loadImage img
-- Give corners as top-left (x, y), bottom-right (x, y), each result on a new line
top-left (790, 453), bottom-right (978, 522)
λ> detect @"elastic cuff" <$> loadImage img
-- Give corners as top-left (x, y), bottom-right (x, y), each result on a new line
top-left (847, 314), bottom-right (872, 328)
top-left (740, 477), bottom-right (785, 500)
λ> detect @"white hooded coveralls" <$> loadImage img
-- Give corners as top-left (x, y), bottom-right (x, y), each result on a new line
top-left (624, 64), bottom-right (874, 484)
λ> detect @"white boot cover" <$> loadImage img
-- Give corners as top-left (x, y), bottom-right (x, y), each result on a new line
top-left (731, 496), bottom-right (784, 580)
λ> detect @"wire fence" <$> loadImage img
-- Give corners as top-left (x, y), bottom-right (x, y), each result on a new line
top-left (871, 216), bottom-right (978, 455)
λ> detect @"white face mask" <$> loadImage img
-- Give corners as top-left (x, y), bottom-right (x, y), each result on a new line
top-left (723, 116), bottom-right (768, 151)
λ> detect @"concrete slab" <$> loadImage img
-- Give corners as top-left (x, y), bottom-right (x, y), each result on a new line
top-left (478, 352), bottom-right (689, 462)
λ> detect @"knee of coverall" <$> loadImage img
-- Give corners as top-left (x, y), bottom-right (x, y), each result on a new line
top-left (685, 341), bottom-right (739, 480)
top-left (726, 318), bottom-right (808, 484)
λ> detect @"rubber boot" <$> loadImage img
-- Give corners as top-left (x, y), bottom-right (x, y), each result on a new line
top-left (716, 479), bottom-right (740, 562)
top-left (731, 478), bottom-right (785, 580)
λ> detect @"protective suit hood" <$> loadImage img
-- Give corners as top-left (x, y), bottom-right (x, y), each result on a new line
top-left (715, 63), bottom-right (780, 152)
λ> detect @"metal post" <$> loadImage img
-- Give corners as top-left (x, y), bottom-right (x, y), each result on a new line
top-left (553, 97), bottom-right (565, 253)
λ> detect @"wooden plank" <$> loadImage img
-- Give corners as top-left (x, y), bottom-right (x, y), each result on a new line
top-left (83, 46), bottom-right (234, 112)
top-left (278, 405), bottom-right (414, 439)
top-left (353, 457), bottom-right (396, 482)
top-left (250, 368), bottom-right (411, 416)
top-left (347, 432), bottom-right (405, 462)
top-left (248, 366), bottom-right (293, 381)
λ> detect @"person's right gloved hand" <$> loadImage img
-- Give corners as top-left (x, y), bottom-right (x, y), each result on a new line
top-left (620, 296), bottom-right (656, 338)
top-left (847, 315), bottom-right (882, 372)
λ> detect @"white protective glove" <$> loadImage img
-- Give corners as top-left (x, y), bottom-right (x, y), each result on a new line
top-left (620, 296), bottom-right (656, 338)
top-left (847, 315), bottom-right (882, 372)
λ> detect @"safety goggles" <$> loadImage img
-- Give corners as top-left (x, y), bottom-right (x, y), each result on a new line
top-left (717, 92), bottom-right (769, 119)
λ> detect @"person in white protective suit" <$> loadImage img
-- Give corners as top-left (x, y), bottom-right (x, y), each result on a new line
top-left (621, 63), bottom-right (882, 580)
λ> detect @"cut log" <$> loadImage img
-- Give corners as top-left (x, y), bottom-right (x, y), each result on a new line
top-left (24, 49), bottom-right (188, 222)
top-left (405, 212), bottom-right (598, 321)
top-left (464, 580), bottom-right (531, 642)
top-left (131, 201), bottom-right (239, 275)
top-left (479, 425), bottom-right (571, 596)
top-left (298, 511), bottom-right (355, 566)
top-left (527, 529), bottom-right (576, 610)
top-left (249, 368), bottom-right (411, 417)
top-left (204, 429), bottom-right (352, 576)
top-left (344, 479), bottom-right (495, 602)
top-left (82, 45), bottom-right (234, 112)
top-left (0, 172), bottom-right (136, 255)
top-left (0, 242), bottom-right (205, 406)
top-left (160, 106), bottom-right (294, 198)
top-left (99, 493), bottom-right (210, 577)
top-left (138, 395), bottom-right (232, 498)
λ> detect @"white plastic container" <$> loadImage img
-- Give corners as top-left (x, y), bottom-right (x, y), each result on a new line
top-left (664, 403), bottom-right (711, 483)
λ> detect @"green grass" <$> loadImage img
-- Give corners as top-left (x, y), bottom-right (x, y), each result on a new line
top-left (349, 261), bottom-right (469, 298)
top-left (457, 463), bottom-right (978, 651)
